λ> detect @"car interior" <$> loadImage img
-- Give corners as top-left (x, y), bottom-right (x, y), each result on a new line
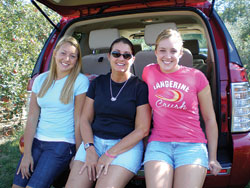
top-left (61, 9), bottom-right (223, 136)
top-left (63, 10), bottom-right (217, 113)
top-left (68, 15), bottom-right (209, 89)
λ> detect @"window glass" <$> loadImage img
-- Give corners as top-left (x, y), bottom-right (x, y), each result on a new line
top-left (182, 33), bottom-right (208, 55)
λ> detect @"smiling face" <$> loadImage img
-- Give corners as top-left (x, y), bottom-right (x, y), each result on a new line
top-left (54, 42), bottom-right (79, 77)
top-left (155, 36), bottom-right (183, 74)
top-left (108, 41), bottom-right (134, 73)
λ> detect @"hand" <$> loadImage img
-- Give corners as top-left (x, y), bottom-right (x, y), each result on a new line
top-left (209, 160), bottom-right (222, 176)
top-left (79, 147), bottom-right (98, 181)
top-left (17, 154), bottom-right (34, 179)
top-left (96, 152), bottom-right (114, 179)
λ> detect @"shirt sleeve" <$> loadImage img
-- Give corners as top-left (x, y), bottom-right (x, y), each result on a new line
top-left (136, 80), bottom-right (149, 107)
top-left (74, 73), bottom-right (90, 96)
top-left (86, 77), bottom-right (97, 100)
top-left (32, 72), bottom-right (47, 94)
top-left (195, 70), bottom-right (209, 93)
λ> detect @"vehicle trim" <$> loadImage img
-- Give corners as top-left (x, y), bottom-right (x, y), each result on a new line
top-left (30, 28), bottom-right (58, 78)
top-left (208, 0), bottom-right (215, 17)
top-left (36, 0), bottom-right (210, 17)
top-left (207, 167), bottom-right (231, 176)
top-left (31, 0), bottom-right (60, 31)
top-left (135, 166), bottom-right (231, 178)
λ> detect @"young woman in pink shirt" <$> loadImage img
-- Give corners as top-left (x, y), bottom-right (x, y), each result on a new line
top-left (142, 29), bottom-right (221, 188)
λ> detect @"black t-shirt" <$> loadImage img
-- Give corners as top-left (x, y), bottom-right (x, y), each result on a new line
top-left (87, 73), bottom-right (148, 139)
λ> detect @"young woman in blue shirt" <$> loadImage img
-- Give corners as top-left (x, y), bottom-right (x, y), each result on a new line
top-left (12, 36), bottom-right (89, 188)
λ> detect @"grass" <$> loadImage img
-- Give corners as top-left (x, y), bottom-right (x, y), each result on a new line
top-left (0, 128), bottom-right (249, 188)
top-left (0, 129), bottom-right (23, 188)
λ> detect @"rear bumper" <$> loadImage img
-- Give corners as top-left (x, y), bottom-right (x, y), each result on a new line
top-left (135, 166), bottom-right (232, 188)
top-left (205, 132), bottom-right (250, 188)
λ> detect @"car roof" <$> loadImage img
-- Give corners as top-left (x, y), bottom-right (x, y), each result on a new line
top-left (35, 0), bottom-right (211, 17)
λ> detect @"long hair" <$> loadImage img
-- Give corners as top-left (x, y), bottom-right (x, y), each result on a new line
top-left (37, 36), bottom-right (82, 104)
top-left (155, 29), bottom-right (183, 50)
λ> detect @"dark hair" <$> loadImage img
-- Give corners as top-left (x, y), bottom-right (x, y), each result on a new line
top-left (109, 37), bottom-right (135, 55)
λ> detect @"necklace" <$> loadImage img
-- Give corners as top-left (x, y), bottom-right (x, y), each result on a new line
top-left (110, 75), bottom-right (129, 102)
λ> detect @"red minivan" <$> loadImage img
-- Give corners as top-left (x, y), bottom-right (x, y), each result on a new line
top-left (26, 0), bottom-right (250, 187)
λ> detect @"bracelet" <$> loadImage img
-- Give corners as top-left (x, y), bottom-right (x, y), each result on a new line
top-left (105, 151), bottom-right (116, 158)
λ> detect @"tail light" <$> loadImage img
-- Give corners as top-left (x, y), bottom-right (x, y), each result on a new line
top-left (231, 82), bottom-right (250, 132)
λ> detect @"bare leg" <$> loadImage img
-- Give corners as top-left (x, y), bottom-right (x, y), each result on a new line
top-left (173, 165), bottom-right (207, 188)
top-left (95, 165), bottom-right (134, 188)
top-left (65, 160), bottom-right (95, 188)
top-left (144, 161), bottom-right (174, 188)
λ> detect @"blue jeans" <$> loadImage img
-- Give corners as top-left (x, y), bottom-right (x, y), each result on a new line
top-left (13, 138), bottom-right (75, 188)
top-left (75, 135), bottom-right (144, 174)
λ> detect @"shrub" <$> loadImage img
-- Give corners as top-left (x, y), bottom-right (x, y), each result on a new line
top-left (0, 0), bottom-right (60, 125)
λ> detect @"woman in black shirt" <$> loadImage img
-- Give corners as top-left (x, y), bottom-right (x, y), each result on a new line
top-left (66, 37), bottom-right (151, 188)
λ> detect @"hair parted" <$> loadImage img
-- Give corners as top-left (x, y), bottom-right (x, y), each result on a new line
top-left (109, 37), bottom-right (135, 56)
top-left (37, 36), bottom-right (82, 104)
top-left (155, 29), bottom-right (183, 50)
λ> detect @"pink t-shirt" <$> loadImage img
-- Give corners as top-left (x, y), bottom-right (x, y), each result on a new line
top-left (142, 64), bottom-right (208, 143)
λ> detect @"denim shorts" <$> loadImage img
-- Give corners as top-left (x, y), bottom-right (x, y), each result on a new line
top-left (143, 141), bottom-right (208, 169)
top-left (75, 136), bottom-right (144, 174)
top-left (13, 138), bottom-right (75, 188)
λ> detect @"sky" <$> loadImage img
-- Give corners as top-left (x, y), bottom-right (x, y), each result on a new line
top-left (23, 0), bottom-right (31, 4)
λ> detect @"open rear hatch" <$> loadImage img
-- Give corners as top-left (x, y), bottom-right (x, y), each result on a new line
top-left (34, 0), bottom-right (214, 17)
top-left (32, 0), bottom-right (215, 31)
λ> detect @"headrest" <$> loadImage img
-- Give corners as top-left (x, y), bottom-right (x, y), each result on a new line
top-left (144, 23), bottom-right (177, 46)
top-left (183, 40), bottom-right (199, 55)
top-left (89, 28), bottom-right (120, 50)
top-left (179, 48), bottom-right (193, 67)
top-left (134, 44), bottom-right (142, 54)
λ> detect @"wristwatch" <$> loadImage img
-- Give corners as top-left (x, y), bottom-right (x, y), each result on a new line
top-left (84, 143), bottom-right (94, 150)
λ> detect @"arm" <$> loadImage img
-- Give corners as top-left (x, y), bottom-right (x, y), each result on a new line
top-left (74, 93), bottom-right (86, 150)
top-left (79, 97), bottom-right (99, 181)
top-left (80, 97), bottom-right (95, 151)
top-left (107, 103), bottom-right (151, 155)
top-left (17, 92), bottom-right (40, 179)
top-left (96, 103), bottom-right (151, 178)
top-left (198, 85), bottom-right (222, 175)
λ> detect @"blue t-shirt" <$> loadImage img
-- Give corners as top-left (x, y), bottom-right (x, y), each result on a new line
top-left (87, 73), bottom-right (148, 139)
top-left (32, 72), bottom-right (89, 143)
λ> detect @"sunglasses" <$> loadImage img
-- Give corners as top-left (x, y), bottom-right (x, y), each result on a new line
top-left (111, 51), bottom-right (133, 60)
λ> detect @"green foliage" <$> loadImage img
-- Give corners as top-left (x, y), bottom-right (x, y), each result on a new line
top-left (214, 0), bottom-right (250, 23)
top-left (225, 18), bottom-right (250, 77)
top-left (0, 0), bottom-right (61, 123)
top-left (214, 0), bottom-right (250, 78)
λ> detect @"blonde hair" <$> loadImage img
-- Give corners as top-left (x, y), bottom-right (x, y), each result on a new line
top-left (155, 29), bottom-right (183, 50)
top-left (38, 36), bottom-right (82, 104)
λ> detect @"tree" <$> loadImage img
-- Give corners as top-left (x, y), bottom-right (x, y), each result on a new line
top-left (215, 0), bottom-right (250, 78)
top-left (0, 0), bottom-right (61, 124)
top-left (214, 0), bottom-right (250, 23)
top-left (225, 18), bottom-right (250, 76)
